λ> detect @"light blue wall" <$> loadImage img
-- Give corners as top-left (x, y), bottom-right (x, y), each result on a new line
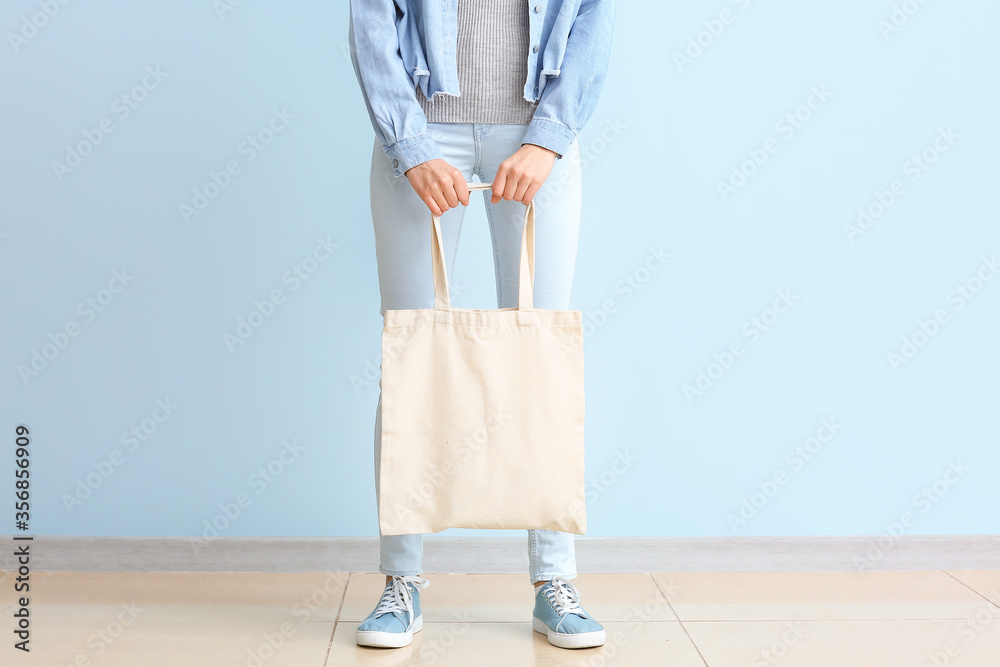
top-left (2, 1), bottom-right (996, 541)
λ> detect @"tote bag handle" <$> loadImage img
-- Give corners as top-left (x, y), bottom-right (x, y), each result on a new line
top-left (430, 182), bottom-right (536, 310)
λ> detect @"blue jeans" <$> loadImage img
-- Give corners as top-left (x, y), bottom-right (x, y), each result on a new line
top-left (368, 122), bottom-right (582, 584)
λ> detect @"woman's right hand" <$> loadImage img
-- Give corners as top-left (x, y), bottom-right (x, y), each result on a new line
top-left (404, 159), bottom-right (470, 216)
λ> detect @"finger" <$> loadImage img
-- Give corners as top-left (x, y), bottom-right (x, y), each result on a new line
top-left (491, 166), bottom-right (508, 205)
top-left (424, 194), bottom-right (444, 217)
top-left (502, 171), bottom-right (519, 201)
top-left (442, 180), bottom-right (460, 210)
top-left (421, 183), bottom-right (448, 216)
top-left (431, 189), bottom-right (452, 215)
top-left (454, 173), bottom-right (470, 206)
top-left (513, 177), bottom-right (532, 204)
top-left (521, 181), bottom-right (543, 205)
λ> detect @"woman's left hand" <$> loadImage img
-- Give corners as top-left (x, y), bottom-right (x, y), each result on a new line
top-left (491, 144), bottom-right (559, 205)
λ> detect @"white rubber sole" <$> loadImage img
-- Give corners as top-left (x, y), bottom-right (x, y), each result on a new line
top-left (532, 616), bottom-right (607, 649)
top-left (355, 614), bottom-right (423, 648)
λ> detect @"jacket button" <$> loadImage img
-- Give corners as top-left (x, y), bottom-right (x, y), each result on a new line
top-left (532, 44), bottom-right (539, 53)
top-left (392, 158), bottom-right (399, 168)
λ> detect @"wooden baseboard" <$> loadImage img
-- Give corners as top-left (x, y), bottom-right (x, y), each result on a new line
top-left (2, 535), bottom-right (997, 573)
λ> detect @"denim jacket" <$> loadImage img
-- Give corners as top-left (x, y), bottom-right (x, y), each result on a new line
top-left (348, 0), bottom-right (615, 177)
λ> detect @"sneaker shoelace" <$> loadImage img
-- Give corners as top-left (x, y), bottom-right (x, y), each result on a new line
top-left (373, 575), bottom-right (430, 631)
top-left (543, 575), bottom-right (589, 632)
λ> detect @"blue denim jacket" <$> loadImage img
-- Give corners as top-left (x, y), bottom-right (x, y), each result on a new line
top-left (348, 0), bottom-right (615, 177)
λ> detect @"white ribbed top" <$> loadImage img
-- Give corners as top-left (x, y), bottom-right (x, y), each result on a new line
top-left (417, 0), bottom-right (537, 125)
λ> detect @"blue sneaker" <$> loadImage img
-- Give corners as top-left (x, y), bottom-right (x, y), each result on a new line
top-left (355, 575), bottom-right (430, 648)
top-left (532, 576), bottom-right (606, 649)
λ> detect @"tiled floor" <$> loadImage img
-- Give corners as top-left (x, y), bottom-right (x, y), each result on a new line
top-left (1, 569), bottom-right (998, 666)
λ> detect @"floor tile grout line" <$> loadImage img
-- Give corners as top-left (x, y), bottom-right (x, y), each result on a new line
top-left (646, 573), bottom-right (682, 624)
top-left (650, 572), bottom-right (712, 667)
top-left (324, 623), bottom-right (336, 666)
top-left (333, 572), bottom-right (351, 626)
top-left (322, 571), bottom-right (352, 666)
top-left (942, 570), bottom-right (1000, 611)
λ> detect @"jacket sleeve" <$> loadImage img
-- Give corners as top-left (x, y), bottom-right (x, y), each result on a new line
top-left (520, 0), bottom-right (615, 158)
top-left (348, 0), bottom-right (443, 177)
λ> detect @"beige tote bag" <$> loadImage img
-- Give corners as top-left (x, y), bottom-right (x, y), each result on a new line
top-left (378, 182), bottom-right (586, 536)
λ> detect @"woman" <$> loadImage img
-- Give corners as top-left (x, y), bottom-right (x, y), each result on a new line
top-left (348, 0), bottom-right (614, 650)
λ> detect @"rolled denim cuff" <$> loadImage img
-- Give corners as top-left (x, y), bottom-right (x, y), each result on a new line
top-left (387, 133), bottom-right (444, 177)
top-left (521, 117), bottom-right (577, 159)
